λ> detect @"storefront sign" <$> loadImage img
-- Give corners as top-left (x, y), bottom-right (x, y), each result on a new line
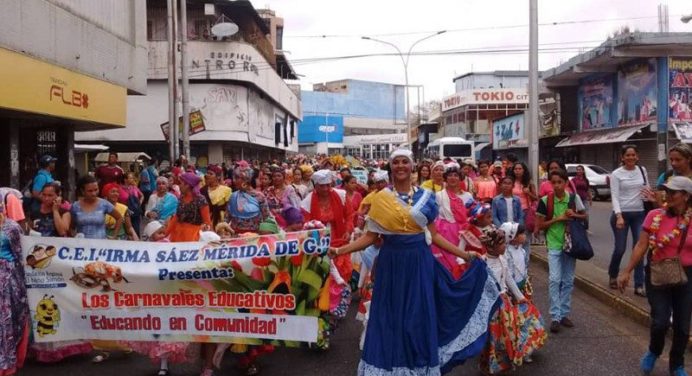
top-left (299, 115), bottom-right (344, 143)
top-left (669, 57), bottom-right (692, 121)
top-left (22, 229), bottom-right (331, 344)
top-left (0, 47), bottom-right (126, 127)
top-left (191, 51), bottom-right (259, 76)
top-left (160, 110), bottom-right (207, 141)
top-left (492, 113), bottom-right (527, 150)
top-left (442, 89), bottom-right (529, 111)
top-left (617, 59), bottom-right (657, 126)
top-left (578, 75), bottom-right (614, 130)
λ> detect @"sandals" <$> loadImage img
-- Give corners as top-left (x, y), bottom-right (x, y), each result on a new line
top-left (92, 352), bottom-right (110, 363)
top-left (609, 278), bottom-right (618, 290)
top-left (634, 287), bottom-right (646, 297)
top-left (157, 370), bottom-right (170, 376)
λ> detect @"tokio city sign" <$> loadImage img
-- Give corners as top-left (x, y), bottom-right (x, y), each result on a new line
top-left (442, 88), bottom-right (529, 111)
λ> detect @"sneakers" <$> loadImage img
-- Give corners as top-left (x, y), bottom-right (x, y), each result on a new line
top-left (671, 366), bottom-right (688, 376)
top-left (634, 287), bottom-right (646, 297)
top-left (640, 351), bottom-right (657, 375)
top-left (560, 317), bottom-right (575, 328)
top-left (550, 321), bottom-right (560, 333)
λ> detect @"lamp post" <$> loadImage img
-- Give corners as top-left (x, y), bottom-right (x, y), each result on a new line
top-left (362, 31), bottom-right (446, 147)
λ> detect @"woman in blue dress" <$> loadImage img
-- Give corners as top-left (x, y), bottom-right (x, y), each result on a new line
top-left (329, 149), bottom-right (500, 375)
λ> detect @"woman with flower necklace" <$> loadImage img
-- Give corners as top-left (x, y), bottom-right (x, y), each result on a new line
top-left (618, 176), bottom-right (692, 376)
top-left (328, 149), bottom-right (499, 376)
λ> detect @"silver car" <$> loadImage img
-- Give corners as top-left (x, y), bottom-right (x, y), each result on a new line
top-left (565, 163), bottom-right (611, 201)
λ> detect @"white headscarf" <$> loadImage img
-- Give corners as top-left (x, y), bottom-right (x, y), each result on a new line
top-left (373, 170), bottom-right (389, 183)
top-left (499, 222), bottom-right (520, 243)
top-left (312, 169), bottom-right (334, 185)
top-left (444, 162), bottom-right (461, 172)
top-left (389, 148), bottom-right (414, 164)
top-left (432, 160), bottom-right (445, 171)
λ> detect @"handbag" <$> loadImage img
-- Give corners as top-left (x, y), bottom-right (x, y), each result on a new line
top-left (524, 201), bottom-right (537, 233)
top-left (563, 219), bottom-right (594, 260)
top-left (649, 223), bottom-right (689, 288)
top-left (637, 165), bottom-right (656, 213)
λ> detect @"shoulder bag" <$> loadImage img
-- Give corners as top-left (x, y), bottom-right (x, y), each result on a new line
top-left (637, 165), bottom-right (656, 214)
top-left (649, 220), bottom-right (689, 288)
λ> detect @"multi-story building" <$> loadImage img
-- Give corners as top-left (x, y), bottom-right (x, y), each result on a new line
top-left (0, 0), bottom-right (147, 194)
top-left (77, 0), bottom-right (301, 165)
top-left (542, 32), bottom-right (692, 179)
top-left (298, 79), bottom-right (406, 159)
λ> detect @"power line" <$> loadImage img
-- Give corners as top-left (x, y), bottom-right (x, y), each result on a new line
top-left (285, 14), bottom-right (678, 39)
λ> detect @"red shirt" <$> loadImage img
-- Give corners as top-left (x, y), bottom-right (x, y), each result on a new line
top-left (643, 209), bottom-right (692, 267)
top-left (95, 164), bottom-right (125, 186)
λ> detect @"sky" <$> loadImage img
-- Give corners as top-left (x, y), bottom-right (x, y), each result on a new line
top-left (251, 0), bottom-right (692, 103)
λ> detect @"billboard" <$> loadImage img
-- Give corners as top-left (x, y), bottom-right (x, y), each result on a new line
top-left (669, 57), bottom-right (692, 121)
top-left (578, 75), bottom-right (614, 130)
top-left (492, 113), bottom-right (527, 150)
top-left (617, 59), bottom-right (657, 126)
top-left (442, 89), bottom-right (529, 111)
top-left (298, 115), bottom-right (344, 143)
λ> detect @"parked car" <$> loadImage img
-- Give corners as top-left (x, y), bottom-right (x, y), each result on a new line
top-left (565, 163), bottom-right (611, 201)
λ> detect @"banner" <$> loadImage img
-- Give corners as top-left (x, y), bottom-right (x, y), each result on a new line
top-left (578, 75), bottom-right (614, 130)
top-left (22, 229), bottom-right (331, 345)
top-left (669, 57), bottom-right (692, 121)
top-left (617, 59), bottom-right (657, 126)
top-left (160, 110), bottom-right (206, 141)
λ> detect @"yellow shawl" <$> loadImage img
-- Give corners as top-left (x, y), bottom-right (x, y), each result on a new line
top-left (367, 189), bottom-right (424, 234)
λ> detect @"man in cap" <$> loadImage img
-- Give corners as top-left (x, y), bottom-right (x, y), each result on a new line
top-left (31, 155), bottom-right (57, 212)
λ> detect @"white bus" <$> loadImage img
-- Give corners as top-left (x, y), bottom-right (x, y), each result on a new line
top-left (424, 137), bottom-right (475, 162)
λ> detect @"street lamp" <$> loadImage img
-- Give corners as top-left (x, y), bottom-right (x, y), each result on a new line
top-left (362, 30), bottom-right (447, 147)
top-left (682, 14), bottom-right (692, 23)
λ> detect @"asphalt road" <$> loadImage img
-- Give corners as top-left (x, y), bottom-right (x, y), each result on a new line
top-left (21, 263), bottom-right (688, 376)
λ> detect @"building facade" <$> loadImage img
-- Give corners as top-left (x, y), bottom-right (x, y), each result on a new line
top-left (442, 72), bottom-right (530, 150)
top-left (298, 79), bottom-right (406, 159)
top-left (0, 0), bottom-right (147, 194)
top-left (77, 0), bottom-right (301, 165)
top-left (543, 32), bottom-right (692, 180)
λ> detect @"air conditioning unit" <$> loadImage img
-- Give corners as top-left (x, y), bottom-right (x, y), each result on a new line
top-left (204, 4), bottom-right (215, 16)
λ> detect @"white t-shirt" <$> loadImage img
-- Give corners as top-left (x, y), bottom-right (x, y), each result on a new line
top-left (610, 166), bottom-right (648, 214)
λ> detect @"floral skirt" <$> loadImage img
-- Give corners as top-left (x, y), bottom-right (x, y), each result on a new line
top-left (0, 260), bottom-right (29, 375)
top-left (31, 341), bottom-right (92, 363)
top-left (514, 300), bottom-right (546, 361)
top-left (125, 341), bottom-right (194, 364)
top-left (481, 294), bottom-right (520, 374)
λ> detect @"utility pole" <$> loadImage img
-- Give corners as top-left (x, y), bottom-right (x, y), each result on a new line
top-left (180, 0), bottom-right (191, 159)
top-left (528, 0), bottom-right (539, 187)
top-left (166, 0), bottom-right (178, 163)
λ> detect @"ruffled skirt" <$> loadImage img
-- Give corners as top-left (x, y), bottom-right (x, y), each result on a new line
top-left (359, 233), bottom-right (500, 376)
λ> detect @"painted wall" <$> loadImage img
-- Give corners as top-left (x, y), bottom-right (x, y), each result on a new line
top-left (301, 80), bottom-right (405, 121)
top-left (0, 0), bottom-right (147, 94)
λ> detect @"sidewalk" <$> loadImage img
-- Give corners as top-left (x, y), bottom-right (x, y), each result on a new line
top-left (530, 246), bottom-right (650, 327)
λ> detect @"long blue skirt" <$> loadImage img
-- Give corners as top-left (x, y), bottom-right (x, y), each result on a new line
top-left (358, 233), bottom-right (500, 376)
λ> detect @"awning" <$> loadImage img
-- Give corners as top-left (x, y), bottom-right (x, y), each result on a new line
top-left (555, 124), bottom-right (650, 148)
top-left (94, 152), bottom-right (151, 163)
top-left (672, 122), bottom-right (692, 144)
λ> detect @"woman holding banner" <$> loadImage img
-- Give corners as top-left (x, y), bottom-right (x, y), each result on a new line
top-left (0, 202), bottom-right (29, 376)
top-left (328, 148), bottom-right (500, 376)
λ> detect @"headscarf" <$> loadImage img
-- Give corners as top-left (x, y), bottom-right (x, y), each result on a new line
top-left (299, 165), bottom-right (314, 175)
top-left (444, 162), bottom-right (461, 172)
top-left (373, 170), bottom-right (389, 183)
top-left (389, 148), bottom-right (414, 165)
top-left (102, 182), bottom-right (121, 199)
top-left (312, 169), bottom-right (333, 185)
top-left (259, 217), bottom-right (280, 234)
top-left (207, 164), bottom-right (223, 176)
top-left (233, 161), bottom-right (254, 181)
top-left (480, 228), bottom-right (506, 250)
top-left (432, 160), bottom-right (445, 171)
top-left (282, 207), bottom-right (304, 226)
top-left (470, 202), bottom-right (491, 222)
top-left (143, 221), bottom-right (164, 241)
top-left (156, 176), bottom-right (169, 186)
top-left (180, 172), bottom-right (202, 194)
top-left (499, 222), bottom-right (520, 243)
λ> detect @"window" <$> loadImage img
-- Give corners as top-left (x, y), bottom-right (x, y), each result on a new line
top-left (443, 144), bottom-right (472, 158)
top-left (147, 20), bottom-right (153, 40)
top-left (276, 26), bottom-right (283, 50)
top-left (195, 20), bottom-right (208, 40)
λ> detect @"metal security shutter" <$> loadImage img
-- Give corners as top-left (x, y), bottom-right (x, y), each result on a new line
top-left (630, 140), bottom-right (657, 185)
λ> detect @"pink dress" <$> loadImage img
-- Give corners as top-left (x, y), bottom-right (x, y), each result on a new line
top-left (431, 189), bottom-right (473, 279)
top-left (475, 178), bottom-right (497, 202)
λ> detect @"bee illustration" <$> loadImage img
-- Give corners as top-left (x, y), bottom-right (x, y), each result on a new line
top-left (35, 295), bottom-right (60, 337)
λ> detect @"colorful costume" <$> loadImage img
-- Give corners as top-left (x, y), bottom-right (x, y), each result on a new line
top-left (0, 219), bottom-right (29, 376)
top-left (227, 190), bottom-right (271, 234)
top-left (359, 187), bottom-right (500, 375)
top-left (431, 189), bottom-right (474, 278)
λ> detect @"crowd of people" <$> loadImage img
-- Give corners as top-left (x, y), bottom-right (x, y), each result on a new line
top-left (0, 142), bottom-right (690, 376)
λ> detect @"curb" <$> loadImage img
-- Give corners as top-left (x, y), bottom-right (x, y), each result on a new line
top-left (529, 250), bottom-right (650, 327)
